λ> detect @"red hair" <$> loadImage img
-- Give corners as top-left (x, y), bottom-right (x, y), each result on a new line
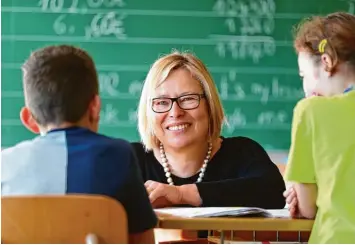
top-left (293, 12), bottom-right (355, 72)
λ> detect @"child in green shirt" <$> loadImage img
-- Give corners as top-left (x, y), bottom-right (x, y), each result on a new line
top-left (284, 12), bottom-right (355, 243)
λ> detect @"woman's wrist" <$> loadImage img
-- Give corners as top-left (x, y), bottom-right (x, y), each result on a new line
top-left (178, 184), bottom-right (202, 206)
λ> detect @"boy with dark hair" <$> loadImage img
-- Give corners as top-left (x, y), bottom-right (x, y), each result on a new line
top-left (1, 45), bottom-right (157, 244)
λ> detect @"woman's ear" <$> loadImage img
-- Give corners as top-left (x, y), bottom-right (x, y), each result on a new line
top-left (321, 53), bottom-right (334, 76)
top-left (20, 107), bottom-right (40, 134)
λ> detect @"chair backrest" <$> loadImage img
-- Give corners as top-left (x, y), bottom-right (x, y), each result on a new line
top-left (1, 195), bottom-right (128, 244)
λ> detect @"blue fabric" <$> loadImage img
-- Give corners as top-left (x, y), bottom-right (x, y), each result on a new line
top-left (344, 86), bottom-right (354, 93)
top-left (1, 126), bottom-right (157, 233)
top-left (1, 131), bottom-right (68, 195)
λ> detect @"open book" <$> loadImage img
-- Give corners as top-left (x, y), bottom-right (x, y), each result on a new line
top-left (155, 207), bottom-right (290, 218)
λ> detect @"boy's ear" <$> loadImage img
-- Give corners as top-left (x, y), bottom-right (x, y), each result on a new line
top-left (20, 107), bottom-right (40, 134)
top-left (91, 94), bottom-right (101, 122)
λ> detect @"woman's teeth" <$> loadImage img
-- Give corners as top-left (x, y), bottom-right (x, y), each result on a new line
top-left (167, 124), bottom-right (189, 131)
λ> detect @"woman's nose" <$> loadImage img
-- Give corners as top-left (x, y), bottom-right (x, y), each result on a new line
top-left (168, 101), bottom-right (184, 118)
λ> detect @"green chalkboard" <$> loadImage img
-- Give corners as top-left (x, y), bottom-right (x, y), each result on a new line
top-left (1, 0), bottom-right (352, 150)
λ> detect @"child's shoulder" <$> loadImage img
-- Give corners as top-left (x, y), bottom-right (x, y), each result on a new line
top-left (94, 132), bottom-right (130, 146)
top-left (294, 93), bottom-right (351, 120)
top-left (293, 95), bottom-right (331, 118)
top-left (295, 96), bottom-right (322, 110)
top-left (2, 138), bottom-right (37, 160)
top-left (91, 132), bottom-right (133, 155)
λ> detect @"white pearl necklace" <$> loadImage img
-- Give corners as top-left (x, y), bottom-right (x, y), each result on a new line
top-left (159, 142), bottom-right (213, 185)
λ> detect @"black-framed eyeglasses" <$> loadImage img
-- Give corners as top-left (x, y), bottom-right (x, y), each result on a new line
top-left (151, 93), bottom-right (205, 113)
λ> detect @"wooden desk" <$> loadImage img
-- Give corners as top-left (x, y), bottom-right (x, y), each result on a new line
top-left (156, 213), bottom-right (314, 243)
top-left (157, 213), bottom-right (313, 231)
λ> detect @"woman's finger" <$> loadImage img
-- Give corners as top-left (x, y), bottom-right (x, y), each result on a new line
top-left (144, 180), bottom-right (156, 188)
top-left (146, 186), bottom-right (153, 194)
top-left (151, 196), bottom-right (171, 209)
top-left (149, 185), bottom-right (164, 203)
top-left (145, 180), bottom-right (160, 190)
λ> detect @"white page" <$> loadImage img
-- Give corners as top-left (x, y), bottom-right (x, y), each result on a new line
top-left (266, 209), bottom-right (291, 218)
top-left (155, 207), bottom-right (268, 218)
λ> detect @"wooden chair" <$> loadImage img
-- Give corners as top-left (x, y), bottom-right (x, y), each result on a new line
top-left (1, 194), bottom-right (128, 244)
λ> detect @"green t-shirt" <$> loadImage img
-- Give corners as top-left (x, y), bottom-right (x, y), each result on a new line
top-left (285, 90), bottom-right (355, 244)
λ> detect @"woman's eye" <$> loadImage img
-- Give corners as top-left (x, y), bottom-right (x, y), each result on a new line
top-left (157, 100), bottom-right (169, 105)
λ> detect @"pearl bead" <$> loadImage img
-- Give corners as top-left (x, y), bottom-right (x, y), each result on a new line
top-left (160, 142), bottom-right (212, 186)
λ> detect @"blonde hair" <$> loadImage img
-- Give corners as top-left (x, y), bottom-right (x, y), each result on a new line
top-left (137, 51), bottom-right (226, 151)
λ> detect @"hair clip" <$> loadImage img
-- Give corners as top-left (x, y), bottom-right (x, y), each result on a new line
top-left (318, 39), bottom-right (327, 53)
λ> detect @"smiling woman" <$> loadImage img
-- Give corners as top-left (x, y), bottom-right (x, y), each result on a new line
top-left (131, 51), bottom-right (286, 211)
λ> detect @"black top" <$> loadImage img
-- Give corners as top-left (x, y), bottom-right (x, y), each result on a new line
top-left (131, 136), bottom-right (286, 209)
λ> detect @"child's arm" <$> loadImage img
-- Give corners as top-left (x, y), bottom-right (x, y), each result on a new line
top-left (284, 100), bottom-right (317, 219)
top-left (293, 183), bottom-right (318, 219)
top-left (114, 145), bottom-right (158, 243)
